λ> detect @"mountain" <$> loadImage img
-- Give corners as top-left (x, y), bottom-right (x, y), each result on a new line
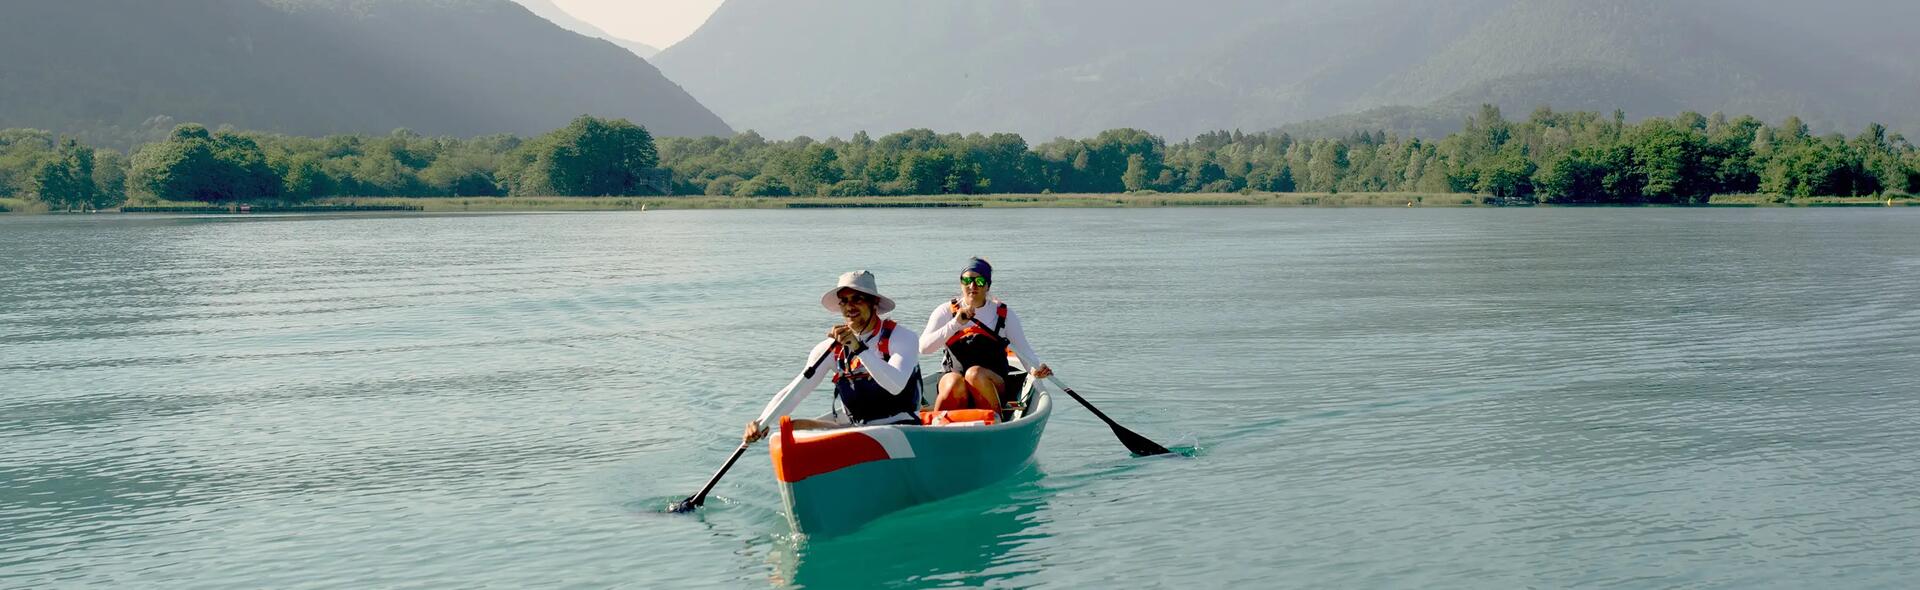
top-left (655, 0), bottom-right (1920, 140)
top-left (512, 0), bottom-right (660, 58)
top-left (0, 0), bottom-right (727, 149)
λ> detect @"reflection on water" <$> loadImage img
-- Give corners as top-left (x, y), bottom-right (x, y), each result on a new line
top-left (769, 468), bottom-right (1052, 589)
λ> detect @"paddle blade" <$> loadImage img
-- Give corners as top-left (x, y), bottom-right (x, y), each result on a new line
top-left (1112, 424), bottom-right (1173, 456)
top-left (1049, 379), bottom-right (1175, 457)
top-left (669, 442), bottom-right (752, 515)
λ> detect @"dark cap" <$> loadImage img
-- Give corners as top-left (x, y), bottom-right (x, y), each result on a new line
top-left (961, 257), bottom-right (992, 284)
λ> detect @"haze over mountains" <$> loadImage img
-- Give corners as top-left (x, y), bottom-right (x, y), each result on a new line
top-left (512, 0), bottom-right (661, 59)
top-left (0, 0), bottom-right (728, 149)
top-left (6, 0), bottom-right (1914, 149)
top-left (657, 0), bottom-right (1920, 140)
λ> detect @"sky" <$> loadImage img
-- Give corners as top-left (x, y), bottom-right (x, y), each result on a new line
top-left (547, 0), bottom-right (725, 49)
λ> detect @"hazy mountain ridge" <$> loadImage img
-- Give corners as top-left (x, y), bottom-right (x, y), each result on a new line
top-left (0, 0), bottom-right (726, 149)
top-left (657, 0), bottom-right (1920, 140)
top-left (511, 0), bottom-right (660, 58)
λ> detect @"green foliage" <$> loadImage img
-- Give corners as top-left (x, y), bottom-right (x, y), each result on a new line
top-left (733, 175), bottom-right (791, 197)
top-left (129, 124), bottom-right (279, 202)
top-left (1122, 154), bottom-right (1150, 192)
top-left (1537, 148), bottom-right (1612, 203)
top-left (0, 129), bottom-right (56, 199)
top-left (766, 144), bottom-right (843, 195)
top-left (822, 179), bottom-right (876, 197)
top-left (1760, 138), bottom-right (1866, 198)
top-left (275, 152), bottom-right (331, 200)
top-left (1473, 144), bottom-right (1536, 201)
top-left (7, 106), bottom-right (1915, 208)
top-left (1905, 152), bottom-right (1920, 194)
top-left (510, 116), bottom-right (661, 196)
top-left (704, 175), bottom-right (745, 196)
top-left (90, 149), bottom-right (129, 209)
top-left (33, 138), bottom-right (97, 210)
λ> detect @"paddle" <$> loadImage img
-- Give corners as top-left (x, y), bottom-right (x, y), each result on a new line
top-left (669, 349), bottom-right (835, 513)
top-left (1045, 375), bottom-right (1173, 456)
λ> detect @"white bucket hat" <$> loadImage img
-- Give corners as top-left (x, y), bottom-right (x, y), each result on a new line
top-left (820, 270), bottom-right (896, 315)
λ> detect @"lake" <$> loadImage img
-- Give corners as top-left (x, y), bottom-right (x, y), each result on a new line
top-left (3, 208), bottom-right (1918, 588)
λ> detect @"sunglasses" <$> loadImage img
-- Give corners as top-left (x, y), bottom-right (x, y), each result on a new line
top-left (960, 276), bottom-right (990, 287)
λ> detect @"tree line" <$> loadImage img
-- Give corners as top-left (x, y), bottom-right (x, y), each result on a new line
top-left (3, 107), bottom-right (1916, 210)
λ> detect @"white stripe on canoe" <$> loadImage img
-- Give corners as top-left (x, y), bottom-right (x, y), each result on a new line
top-left (790, 426), bottom-right (917, 460)
top-left (866, 428), bottom-right (916, 459)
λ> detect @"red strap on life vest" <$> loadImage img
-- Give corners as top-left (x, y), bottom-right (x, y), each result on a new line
top-left (943, 300), bottom-right (1009, 347)
top-left (945, 324), bottom-right (996, 346)
top-left (947, 299), bottom-right (1006, 322)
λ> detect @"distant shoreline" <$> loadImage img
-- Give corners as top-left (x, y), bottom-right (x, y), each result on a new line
top-left (7, 193), bottom-right (1915, 215)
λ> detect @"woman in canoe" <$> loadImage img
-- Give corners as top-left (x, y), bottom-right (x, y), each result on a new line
top-left (745, 270), bottom-right (923, 444)
top-left (919, 257), bottom-right (1051, 412)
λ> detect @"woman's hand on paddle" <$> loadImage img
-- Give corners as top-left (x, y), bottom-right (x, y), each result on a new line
top-left (743, 420), bottom-right (768, 444)
top-left (1031, 364), bottom-right (1052, 379)
top-left (954, 299), bottom-right (978, 323)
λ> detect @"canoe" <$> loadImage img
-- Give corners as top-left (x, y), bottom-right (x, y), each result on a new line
top-left (770, 375), bottom-right (1053, 537)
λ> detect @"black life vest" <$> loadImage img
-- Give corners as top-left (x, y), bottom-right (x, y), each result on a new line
top-left (941, 299), bottom-right (1012, 375)
top-left (830, 319), bottom-right (924, 424)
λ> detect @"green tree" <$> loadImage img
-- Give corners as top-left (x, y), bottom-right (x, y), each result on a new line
top-left (90, 149), bottom-right (129, 209)
top-left (130, 124), bottom-right (218, 201)
top-left (1904, 152), bottom-right (1920, 195)
top-left (1853, 123), bottom-right (1905, 196)
top-left (1474, 143), bottom-right (1536, 201)
top-left (277, 152), bottom-right (332, 200)
top-left (942, 152), bottom-right (984, 194)
top-left (1122, 153), bottom-right (1150, 191)
top-left (1627, 119), bottom-right (1705, 203)
top-left (1761, 138), bottom-right (1862, 198)
top-left (1536, 148), bottom-right (1611, 203)
top-left (1267, 164), bottom-right (1296, 192)
top-left (704, 174), bottom-right (745, 196)
top-left (128, 125), bottom-right (279, 202)
top-left (768, 143), bottom-right (843, 195)
top-left (420, 154), bottom-right (500, 196)
top-left (515, 115), bottom-right (660, 196)
top-left (823, 179), bottom-right (876, 196)
top-left (34, 138), bottom-right (96, 210)
top-left (958, 133), bottom-right (1038, 194)
top-left (732, 175), bottom-right (791, 197)
top-left (0, 129), bottom-right (58, 198)
top-left (1306, 142), bottom-right (1347, 193)
top-left (898, 150), bottom-right (957, 195)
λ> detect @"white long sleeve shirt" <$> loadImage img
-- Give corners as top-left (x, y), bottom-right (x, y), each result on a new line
top-left (757, 321), bottom-right (921, 426)
top-left (918, 299), bottom-right (1043, 370)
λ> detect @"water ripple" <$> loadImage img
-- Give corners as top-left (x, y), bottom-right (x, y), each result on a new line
top-left (3, 209), bottom-right (1919, 589)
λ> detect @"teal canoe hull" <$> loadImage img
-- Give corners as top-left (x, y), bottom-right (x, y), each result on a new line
top-left (771, 386), bottom-right (1052, 537)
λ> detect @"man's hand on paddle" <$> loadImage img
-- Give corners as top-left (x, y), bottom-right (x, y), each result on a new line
top-left (743, 420), bottom-right (768, 444)
top-left (1031, 364), bottom-right (1052, 379)
top-left (828, 325), bottom-right (863, 350)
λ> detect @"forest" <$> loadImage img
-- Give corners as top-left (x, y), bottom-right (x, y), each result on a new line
top-left (3, 107), bottom-right (1915, 211)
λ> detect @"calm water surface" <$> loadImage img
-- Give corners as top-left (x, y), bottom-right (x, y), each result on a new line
top-left (3, 208), bottom-right (1918, 588)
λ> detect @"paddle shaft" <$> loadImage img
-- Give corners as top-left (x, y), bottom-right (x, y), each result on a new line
top-left (673, 347), bottom-right (838, 513)
top-left (1046, 376), bottom-right (1174, 456)
top-left (679, 442), bottom-right (751, 511)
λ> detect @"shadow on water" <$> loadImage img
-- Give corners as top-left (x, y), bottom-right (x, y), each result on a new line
top-left (764, 466), bottom-right (1054, 589)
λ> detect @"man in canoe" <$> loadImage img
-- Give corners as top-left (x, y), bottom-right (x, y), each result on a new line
top-left (919, 257), bottom-right (1051, 412)
top-left (745, 270), bottom-right (924, 444)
